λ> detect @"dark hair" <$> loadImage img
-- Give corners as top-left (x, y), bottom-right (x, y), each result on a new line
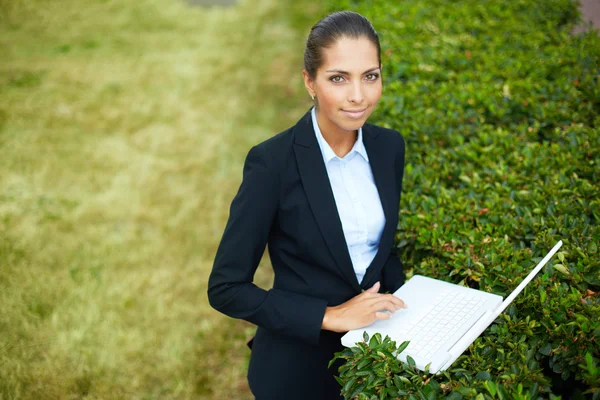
top-left (303, 11), bottom-right (381, 79)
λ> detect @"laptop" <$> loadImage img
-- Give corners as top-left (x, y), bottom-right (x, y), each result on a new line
top-left (341, 240), bottom-right (563, 374)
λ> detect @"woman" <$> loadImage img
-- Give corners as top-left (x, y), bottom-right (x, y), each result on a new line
top-left (208, 11), bottom-right (407, 400)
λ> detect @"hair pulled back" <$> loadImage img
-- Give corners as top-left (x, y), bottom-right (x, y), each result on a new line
top-left (303, 11), bottom-right (381, 79)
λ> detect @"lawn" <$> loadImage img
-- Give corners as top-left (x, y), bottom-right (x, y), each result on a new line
top-left (0, 0), bottom-right (318, 398)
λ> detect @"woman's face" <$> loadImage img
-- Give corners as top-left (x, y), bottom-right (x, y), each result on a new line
top-left (303, 36), bottom-right (382, 137)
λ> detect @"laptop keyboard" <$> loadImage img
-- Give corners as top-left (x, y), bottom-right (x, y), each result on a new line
top-left (395, 290), bottom-right (486, 359)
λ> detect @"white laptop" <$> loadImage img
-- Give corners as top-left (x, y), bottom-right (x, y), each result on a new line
top-left (341, 240), bottom-right (563, 374)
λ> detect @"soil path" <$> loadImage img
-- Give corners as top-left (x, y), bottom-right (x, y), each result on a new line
top-left (575, 0), bottom-right (600, 33)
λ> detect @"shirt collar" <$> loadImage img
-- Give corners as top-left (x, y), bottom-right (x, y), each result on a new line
top-left (311, 107), bottom-right (369, 164)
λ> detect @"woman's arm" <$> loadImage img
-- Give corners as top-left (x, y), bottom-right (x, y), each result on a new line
top-left (382, 131), bottom-right (407, 294)
top-left (208, 144), bottom-right (328, 346)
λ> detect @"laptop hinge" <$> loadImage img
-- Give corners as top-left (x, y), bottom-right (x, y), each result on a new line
top-left (447, 310), bottom-right (496, 356)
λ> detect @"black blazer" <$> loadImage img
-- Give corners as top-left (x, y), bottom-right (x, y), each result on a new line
top-left (208, 109), bottom-right (406, 400)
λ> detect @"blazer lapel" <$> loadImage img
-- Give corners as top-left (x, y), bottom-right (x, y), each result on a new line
top-left (292, 111), bottom-right (362, 292)
top-left (360, 124), bottom-right (397, 288)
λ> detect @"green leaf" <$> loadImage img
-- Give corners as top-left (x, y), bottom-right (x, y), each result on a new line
top-left (539, 343), bottom-right (552, 356)
top-left (350, 383), bottom-right (367, 399)
top-left (341, 348), bottom-right (354, 357)
top-left (485, 380), bottom-right (497, 397)
top-left (355, 370), bottom-right (372, 377)
top-left (459, 175), bottom-right (471, 183)
top-left (446, 392), bottom-right (463, 400)
top-left (406, 355), bottom-right (416, 367)
top-left (496, 383), bottom-right (509, 400)
top-left (343, 376), bottom-right (358, 394)
top-left (394, 374), bottom-right (411, 387)
top-left (369, 334), bottom-right (378, 348)
top-left (582, 321), bottom-right (589, 333)
top-left (456, 388), bottom-right (476, 395)
top-left (357, 357), bottom-right (371, 370)
top-left (328, 359), bottom-right (336, 369)
top-left (396, 340), bottom-right (410, 354)
top-left (585, 352), bottom-right (598, 377)
top-left (476, 371), bottom-right (491, 381)
top-left (552, 264), bottom-right (570, 275)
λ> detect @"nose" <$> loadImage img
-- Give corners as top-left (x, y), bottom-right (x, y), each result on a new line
top-left (347, 81), bottom-right (364, 104)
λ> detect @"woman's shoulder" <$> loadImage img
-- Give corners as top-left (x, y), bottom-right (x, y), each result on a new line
top-left (363, 122), bottom-right (405, 147)
top-left (242, 124), bottom-right (297, 176)
top-left (254, 125), bottom-right (296, 152)
top-left (248, 126), bottom-right (294, 168)
top-left (248, 110), bottom-right (312, 161)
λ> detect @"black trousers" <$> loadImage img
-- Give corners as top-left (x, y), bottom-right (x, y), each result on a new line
top-left (248, 328), bottom-right (345, 400)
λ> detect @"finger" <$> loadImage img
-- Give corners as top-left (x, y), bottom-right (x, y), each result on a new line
top-left (365, 294), bottom-right (405, 309)
top-left (390, 296), bottom-right (407, 309)
top-left (380, 294), bottom-right (407, 309)
top-left (374, 311), bottom-right (392, 320)
top-left (371, 300), bottom-right (401, 313)
top-left (365, 281), bottom-right (381, 294)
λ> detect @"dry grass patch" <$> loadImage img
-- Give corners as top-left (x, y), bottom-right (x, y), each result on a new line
top-left (0, 0), bottom-right (317, 398)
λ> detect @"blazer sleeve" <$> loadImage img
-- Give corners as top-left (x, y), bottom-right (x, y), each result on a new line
top-left (382, 248), bottom-right (406, 294)
top-left (207, 144), bottom-right (328, 346)
top-left (381, 132), bottom-right (407, 294)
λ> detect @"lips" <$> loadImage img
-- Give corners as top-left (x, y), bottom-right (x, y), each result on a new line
top-left (341, 108), bottom-right (367, 119)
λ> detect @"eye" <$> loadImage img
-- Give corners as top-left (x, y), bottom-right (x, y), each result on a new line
top-left (365, 73), bottom-right (380, 81)
top-left (330, 75), bottom-right (345, 83)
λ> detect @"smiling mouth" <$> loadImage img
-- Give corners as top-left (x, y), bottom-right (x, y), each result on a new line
top-left (341, 108), bottom-right (367, 119)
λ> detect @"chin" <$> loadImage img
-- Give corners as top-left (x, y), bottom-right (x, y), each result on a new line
top-left (347, 122), bottom-right (366, 132)
top-left (337, 117), bottom-right (368, 132)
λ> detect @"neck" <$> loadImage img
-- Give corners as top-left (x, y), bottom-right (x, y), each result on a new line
top-left (315, 108), bottom-right (358, 158)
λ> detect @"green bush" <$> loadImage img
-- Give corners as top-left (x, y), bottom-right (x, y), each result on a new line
top-left (324, 0), bottom-right (600, 398)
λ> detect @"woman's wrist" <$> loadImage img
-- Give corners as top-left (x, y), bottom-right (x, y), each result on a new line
top-left (322, 306), bottom-right (333, 331)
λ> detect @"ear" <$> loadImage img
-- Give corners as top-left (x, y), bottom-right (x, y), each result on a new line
top-left (302, 69), bottom-right (315, 98)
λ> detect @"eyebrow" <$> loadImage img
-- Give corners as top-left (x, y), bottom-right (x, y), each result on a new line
top-left (325, 67), bottom-right (380, 75)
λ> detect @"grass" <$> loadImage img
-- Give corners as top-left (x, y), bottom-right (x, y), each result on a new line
top-left (0, 0), bottom-right (320, 398)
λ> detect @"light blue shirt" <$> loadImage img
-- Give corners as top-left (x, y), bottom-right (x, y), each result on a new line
top-left (311, 107), bottom-right (386, 283)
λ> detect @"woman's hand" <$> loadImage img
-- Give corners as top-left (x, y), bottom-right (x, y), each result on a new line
top-left (321, 281), bottom-right (407, 333)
